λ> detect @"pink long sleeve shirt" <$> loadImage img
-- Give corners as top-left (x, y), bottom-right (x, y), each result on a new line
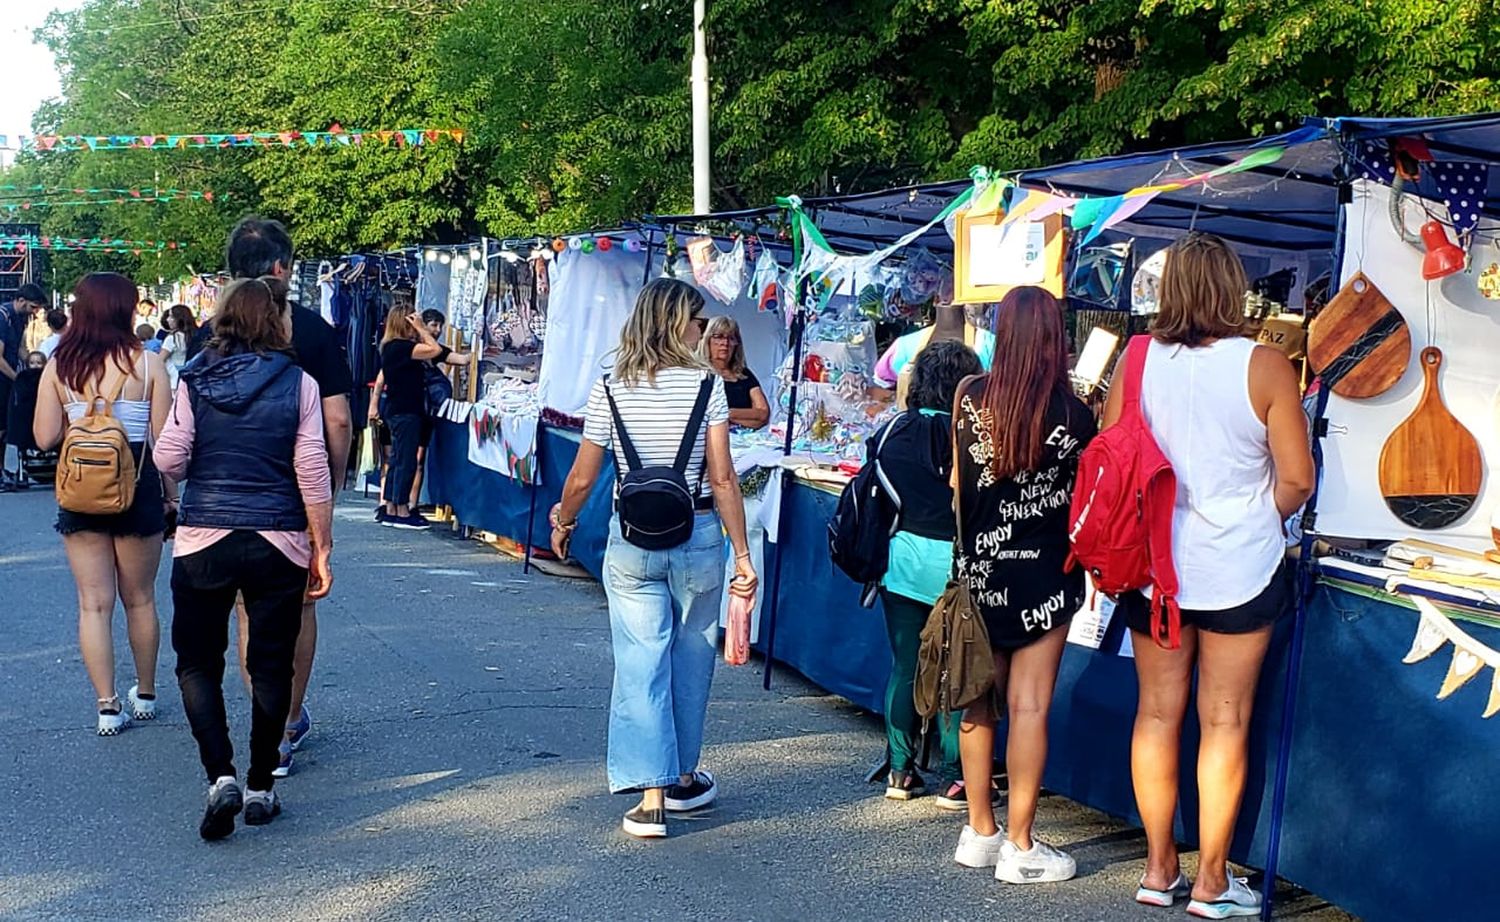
top-left (153, 374), bottom-right (331, 568)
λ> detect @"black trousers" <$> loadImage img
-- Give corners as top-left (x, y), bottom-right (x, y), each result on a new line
top-left (172, 531), bottom-right (307, 791)
top-left (383, 412), bottom-right (423, 506)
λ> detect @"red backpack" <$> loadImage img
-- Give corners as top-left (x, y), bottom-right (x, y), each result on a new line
top-left (1067, 335), bottom-right (1183, 649)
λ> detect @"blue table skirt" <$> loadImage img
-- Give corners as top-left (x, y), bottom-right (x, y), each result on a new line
top-left (1277, 582), bottom-right (1500, 922)
top-left (428, 421), bottom-right (1494, 918)
top-left (427, 420), bottom-right (614, 577)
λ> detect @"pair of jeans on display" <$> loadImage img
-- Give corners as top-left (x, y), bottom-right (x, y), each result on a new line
top-left (603, 511), bottom-right (723, 793)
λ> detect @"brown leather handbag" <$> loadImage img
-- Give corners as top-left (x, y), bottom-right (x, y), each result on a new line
top-left (914, 469), bottom-right (997, 719)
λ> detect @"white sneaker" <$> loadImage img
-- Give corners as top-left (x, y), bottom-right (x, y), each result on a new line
top-left (96, 697), bottom-right (129, 736)
top-left (994, 838), bottom-right (1077, 884)
top-left (1137, 873), bottom-right (1192, 907)
top-left (127, 684), bottom-right (157, 721)
top-left (953, 824), bottom-right (1006, 868)
top-left (1187, 873), bottom-right (1262, 919)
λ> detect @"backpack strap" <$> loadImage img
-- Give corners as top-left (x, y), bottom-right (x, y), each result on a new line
top-left (602, 376), bottom-right (645, 473)
top-left (1121, 335), bottom-right (1152, 417)
top-left (674, 375), bottom-right (715, 493)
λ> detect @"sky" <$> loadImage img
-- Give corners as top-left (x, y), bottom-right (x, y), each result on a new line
top-left (0, 0), bottom-right (85, 146)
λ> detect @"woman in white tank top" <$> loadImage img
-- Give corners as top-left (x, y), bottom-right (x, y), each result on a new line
top-left (33, 273), bottom-right (173, 737)
top-left (1102, 235), bottom-right (1313, 918)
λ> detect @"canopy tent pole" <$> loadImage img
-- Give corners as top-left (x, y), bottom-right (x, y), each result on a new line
top-left (761, 205), bottom-right (811, 691)
top-left (1259, 127), bottom-right (1348, 922)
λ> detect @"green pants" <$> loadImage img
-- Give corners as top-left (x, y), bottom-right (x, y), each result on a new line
top-left (881, 589), bottom-right (961, 782)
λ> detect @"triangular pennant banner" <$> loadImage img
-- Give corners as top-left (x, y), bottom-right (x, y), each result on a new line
top-left (1438, 646), bottom-right (1486, 699)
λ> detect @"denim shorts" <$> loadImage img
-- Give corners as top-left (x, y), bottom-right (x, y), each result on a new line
top-left (55, 443), bottom-right (166, 538)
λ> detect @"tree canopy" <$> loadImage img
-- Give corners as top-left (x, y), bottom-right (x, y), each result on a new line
top-left (5, 0), bottom-right (1497, 280)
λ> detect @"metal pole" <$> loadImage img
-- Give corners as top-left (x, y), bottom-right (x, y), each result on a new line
top-left (761, 283), bottom-right (808, 691)
top-left (1259, 135), bottom-right (1351, 922)
top-left (691, 0), bottom-right (711, 214)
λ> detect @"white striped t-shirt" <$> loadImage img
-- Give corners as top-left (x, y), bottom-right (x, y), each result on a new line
top-left (583, 367), bottom-right (729, 498)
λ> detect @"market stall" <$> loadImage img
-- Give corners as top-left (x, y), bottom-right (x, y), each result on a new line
top-left (422, 112), bottom-right (1500, 921)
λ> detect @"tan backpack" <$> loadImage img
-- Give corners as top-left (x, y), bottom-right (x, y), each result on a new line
top-left (56, 373), bottom-right (139, 515)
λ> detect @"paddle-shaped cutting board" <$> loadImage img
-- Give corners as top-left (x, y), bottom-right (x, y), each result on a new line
top-left (1307, 272), bottom-right (1410, 398)
top-left (1378, 347), bottom-right (1484, 529)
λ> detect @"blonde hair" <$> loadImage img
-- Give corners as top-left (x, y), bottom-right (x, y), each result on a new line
top-left (699, 315), bottom-right (747, 377)
top-left (382, 292), bottom-right (417, 345)
top-left (611, 278), bottom-right (708, 386)
top-left (1151, 233), bottom-right (1250, 347)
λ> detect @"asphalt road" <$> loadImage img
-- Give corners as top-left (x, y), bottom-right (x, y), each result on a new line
top-left (0, 486), bottom-right (1356, 921)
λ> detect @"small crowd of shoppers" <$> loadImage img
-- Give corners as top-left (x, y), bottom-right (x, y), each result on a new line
top-left (863, 235), bottom-right (1311, 918)
top-left (368, 300), bottom-right (468, 529)
top-left (15, 221), bottom-right (1311, 920)
top-left (28, 215), bottom-right (352, 839)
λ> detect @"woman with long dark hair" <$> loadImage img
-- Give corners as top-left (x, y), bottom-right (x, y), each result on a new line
top-left (154, 276), bottom-right (334, 838)
top-left (949, 286), bottom-right (1096, 884)
top-left (33, 273), bottom-right (172, 735)
top-left (1107, 235), bottom-right (1312, 917)
top-left (160, 303), bottom-right (197, 391)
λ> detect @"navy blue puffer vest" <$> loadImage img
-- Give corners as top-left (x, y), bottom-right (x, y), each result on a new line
top-left (179, 350), bottom-right (307, 531)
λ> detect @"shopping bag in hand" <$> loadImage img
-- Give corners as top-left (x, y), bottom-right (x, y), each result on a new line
top-left (725, 589), bottom-right (753, 665)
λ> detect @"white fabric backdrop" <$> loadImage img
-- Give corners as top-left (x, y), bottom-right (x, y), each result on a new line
top-left (537, 247), bottom-right (647, 415)
top-left (538, 242), bottom-right (791, 417)
top-left (1316, 180), bottom-right (1500, 547)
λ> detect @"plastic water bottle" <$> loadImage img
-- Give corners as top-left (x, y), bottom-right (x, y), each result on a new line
top-left (725, 585), bottom-right (753, 666)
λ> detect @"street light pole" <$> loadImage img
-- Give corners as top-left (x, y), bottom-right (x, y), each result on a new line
top-left (691, 0), bottom-right (710, 214)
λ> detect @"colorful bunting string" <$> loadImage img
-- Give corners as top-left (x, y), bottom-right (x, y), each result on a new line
top-left (0, 190), bottom-right (219, 212)
top-left (2, 128), bottom-right (465, 153)
top-left (0, 235), bottom-right (190, 253)
top-left (0, 185), bottom-right (216, 198)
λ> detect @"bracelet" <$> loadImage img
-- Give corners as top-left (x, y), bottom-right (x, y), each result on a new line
top-left (735, 551), bottom-right (752, 561)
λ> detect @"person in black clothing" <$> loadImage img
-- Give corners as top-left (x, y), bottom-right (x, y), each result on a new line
top-left (373, 301), bottom-right (466, 529)
top-left (873, 340), bottom-right (982, 806)
top-left (701, 316), bottom-right (768, 429)
top-left (216, 216), bottom-right (353, 778)
top-left (949, 286), bottom-right (1097, 885)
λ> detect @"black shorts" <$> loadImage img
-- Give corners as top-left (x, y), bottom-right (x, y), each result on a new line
top-left (1120, 561), bottom-right (1290, 636)
top-left (55, 444), bottom-right (166, 538)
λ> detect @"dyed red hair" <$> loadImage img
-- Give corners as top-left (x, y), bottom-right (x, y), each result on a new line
top-left (52, 273), bottom-right (140, 394)
top-left (979, 286), bottom-right (1071, 480)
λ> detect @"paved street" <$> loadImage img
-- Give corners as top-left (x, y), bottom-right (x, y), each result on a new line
top-left (0, 487), bottom-right (1354, 921)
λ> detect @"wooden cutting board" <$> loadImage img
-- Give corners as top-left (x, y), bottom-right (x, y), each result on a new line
top-left (1378, 347), bottom-right (1484, 529)
top-left (1307, 272), bottom-right (1410, 398)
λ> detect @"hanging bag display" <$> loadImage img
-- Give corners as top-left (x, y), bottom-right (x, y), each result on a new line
top-left (1065, 335), bottom-right (1183, 649)
top-left (914, 447), bottom-right (998, 719)
top-left (605, 374), bottom-right (714, 550)
top-left (56, 373), bottom-right (140, 515)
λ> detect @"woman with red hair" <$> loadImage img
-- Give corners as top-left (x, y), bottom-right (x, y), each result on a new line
top-left (948, 286), bottom-right (1096, 884)
top-left (33, 273), bottom-right (172, 735)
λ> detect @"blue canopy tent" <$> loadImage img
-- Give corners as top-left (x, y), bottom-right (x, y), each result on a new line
top-left (648, 114), bottom-right (1500, 922)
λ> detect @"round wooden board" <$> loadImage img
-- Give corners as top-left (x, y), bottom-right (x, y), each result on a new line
top-left (1307, 272), bottom-right (1411, 399)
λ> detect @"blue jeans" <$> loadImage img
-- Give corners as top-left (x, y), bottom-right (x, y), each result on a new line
top-left (603, 511), bottom-right (723, 793)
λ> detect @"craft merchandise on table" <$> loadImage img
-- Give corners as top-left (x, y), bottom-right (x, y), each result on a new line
top-left (461, 377), bottom-right (541, 484)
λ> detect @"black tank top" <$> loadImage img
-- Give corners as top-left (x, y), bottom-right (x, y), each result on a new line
top-left (952, 380), bottom-right (1096, 649)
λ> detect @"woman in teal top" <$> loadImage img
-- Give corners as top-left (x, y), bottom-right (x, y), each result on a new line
top-left (874, 340), bottom-right (983, 806)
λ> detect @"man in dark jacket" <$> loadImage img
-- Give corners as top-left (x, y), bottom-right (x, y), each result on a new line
top-left (219, 216), bottom-right (352, 778)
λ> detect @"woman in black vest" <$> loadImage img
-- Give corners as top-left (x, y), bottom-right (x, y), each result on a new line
top-left (154, 277), bottom-right (334, 840)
